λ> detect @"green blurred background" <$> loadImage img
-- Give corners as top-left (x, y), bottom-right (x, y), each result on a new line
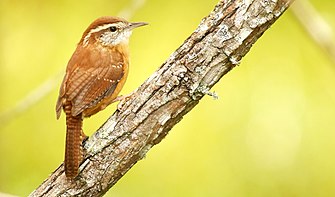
top-left (1, 0), bottom-right (335, 196)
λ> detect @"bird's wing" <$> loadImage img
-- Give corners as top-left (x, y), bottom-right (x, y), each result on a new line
top-left (66, 63), bottom-right (124, 116)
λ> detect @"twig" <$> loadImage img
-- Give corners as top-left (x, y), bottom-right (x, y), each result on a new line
top-left (0, 71), bottom-right (63, 126)
top-left (291, 0), bottom-right (335, 64)
top-left (118, 0), bottom-right (147, 19)
top-left (0, 192), bottom-right (19, 197)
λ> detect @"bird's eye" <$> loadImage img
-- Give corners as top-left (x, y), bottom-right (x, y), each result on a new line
top-left (109, 26), bottom-right (117, 32)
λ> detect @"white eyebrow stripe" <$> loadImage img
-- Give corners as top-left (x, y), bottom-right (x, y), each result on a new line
top-left (83, 23), bottom-right (117, 46)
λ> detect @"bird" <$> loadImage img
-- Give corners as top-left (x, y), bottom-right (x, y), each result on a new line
top-left (56, 16), bottom-right (147, 178)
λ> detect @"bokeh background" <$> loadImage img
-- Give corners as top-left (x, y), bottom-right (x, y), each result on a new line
top-left (1, 0), bottom-right (335, 196)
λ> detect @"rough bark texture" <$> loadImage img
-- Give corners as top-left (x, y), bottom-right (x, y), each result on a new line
top-left (30, 0), bottom-right (294, 196)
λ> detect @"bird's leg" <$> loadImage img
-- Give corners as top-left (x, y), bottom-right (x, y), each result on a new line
top-left (114, 91), bottom-right (135, 111)
top-left (81, 130), bottom-right (88, 142)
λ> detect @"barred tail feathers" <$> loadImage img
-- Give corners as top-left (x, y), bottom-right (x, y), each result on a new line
top-left (64, 102), bottom-right (83, 178)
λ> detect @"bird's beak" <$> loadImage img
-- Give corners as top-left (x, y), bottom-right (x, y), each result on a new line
top-left (128, 22), bottom-right (148, 30)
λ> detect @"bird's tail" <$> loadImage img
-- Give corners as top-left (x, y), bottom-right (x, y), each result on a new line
top-left (64, 102), bottom-right (83, 179)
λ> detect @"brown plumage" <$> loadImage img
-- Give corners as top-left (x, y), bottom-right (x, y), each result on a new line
top-left (56, 16), bottom-right (147, 178)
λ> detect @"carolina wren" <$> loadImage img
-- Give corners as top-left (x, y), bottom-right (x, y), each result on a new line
top-left (56, 16), bottom-right (147, 178)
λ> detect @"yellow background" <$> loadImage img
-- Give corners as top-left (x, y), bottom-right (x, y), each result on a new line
top-left (1, 0), bottom-right (335, 196)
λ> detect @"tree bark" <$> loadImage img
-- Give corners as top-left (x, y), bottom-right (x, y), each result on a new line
top-left (30, 0), bottom-right (294, 196)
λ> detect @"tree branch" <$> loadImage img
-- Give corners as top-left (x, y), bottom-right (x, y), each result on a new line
top-left (30, 0), bottom-right (294, 196)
